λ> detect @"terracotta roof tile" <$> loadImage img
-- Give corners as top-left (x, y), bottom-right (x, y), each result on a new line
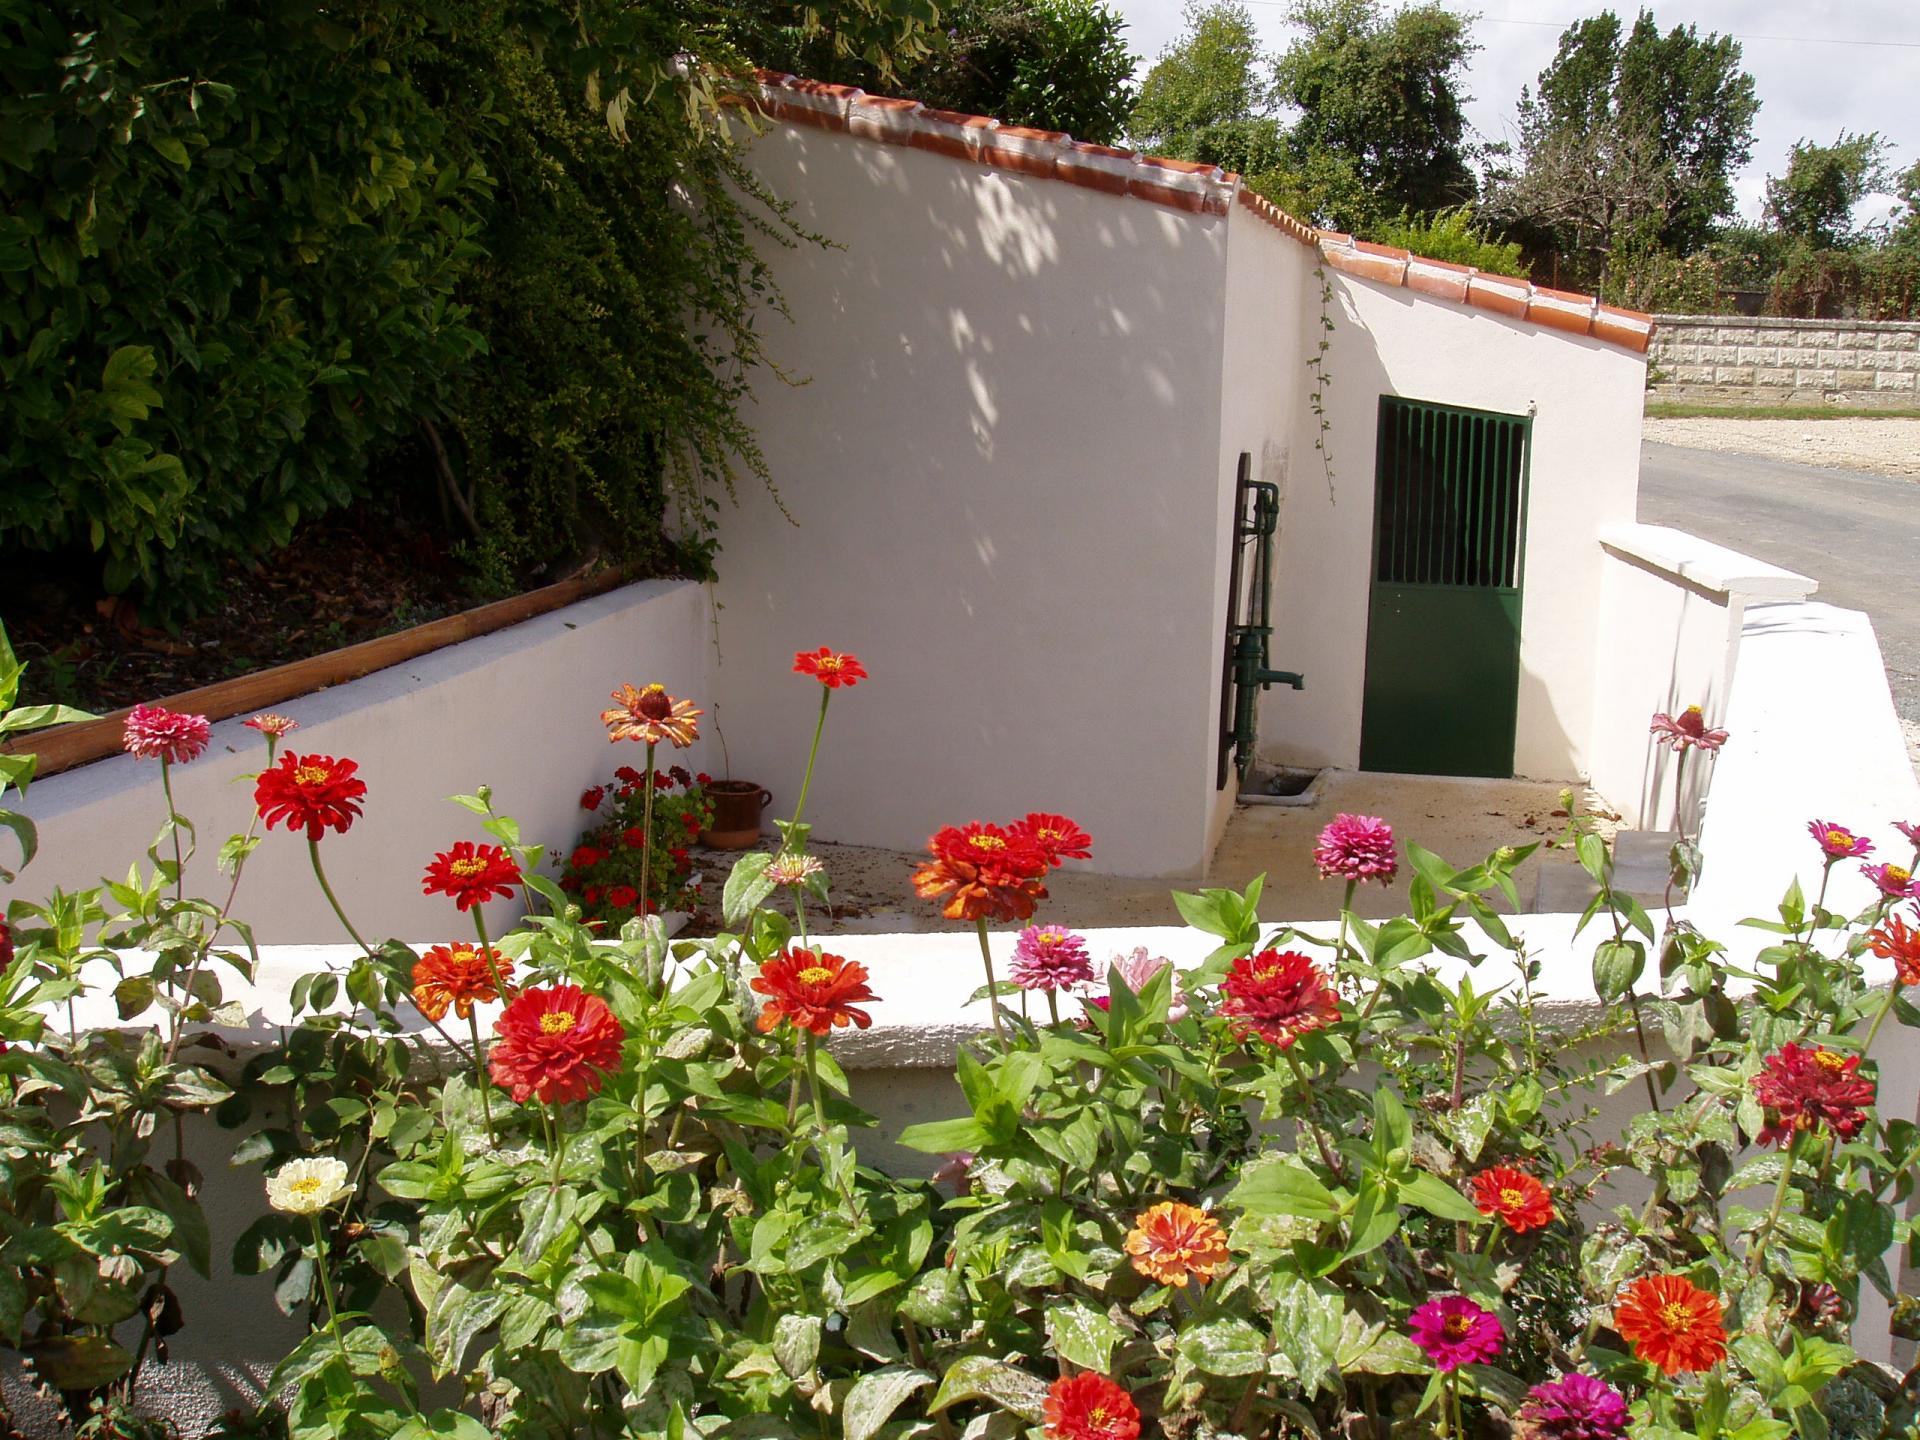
top-left (746, 70), bottom-right (1655, 356)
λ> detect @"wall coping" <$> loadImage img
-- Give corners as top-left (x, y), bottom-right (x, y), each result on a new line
top-left (1652, 314), bottom-right (1920, 336)
top-left (1599, 522), bottom-right (1818, 602)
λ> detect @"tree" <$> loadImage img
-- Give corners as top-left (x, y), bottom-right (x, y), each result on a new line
top-left (1271, 0), bottom-right (1478, 229)
top-left (1502, 9), bottom-right (1758, 271)
top-left (1765, 132), bottom-right (1895, 250)
top-left (1127, 2), bottom-right (1286, 177)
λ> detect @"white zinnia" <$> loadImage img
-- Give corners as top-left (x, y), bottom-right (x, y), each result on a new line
top-left (265, 1157), bottom-right (353, 1216)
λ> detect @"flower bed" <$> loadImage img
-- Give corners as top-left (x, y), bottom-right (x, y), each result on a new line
top-left (2, 629), bottom-right (1919, 1440)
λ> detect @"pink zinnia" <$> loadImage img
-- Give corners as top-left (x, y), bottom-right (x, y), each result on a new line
top-left (1010, 926), bottom-right (1095, 991)
top-left (242, 713), bottom-right (299, 738)
top-left (1808, 820), bottom-right (1873, 860)
top-left (1864, 862), bottom-right (1920, 901)
top-left (1896, 821), bottom-right (1920, 849)
top-left (1649, 706), bottom-right (1728, 754)
top-left (1105, 948), bottom-right (1187, 1021)
top-left (1314, 813), bottom-right (1397, 884)
top-left (122, 704), bottom-right (211, 764)
top-left (1514, 1373), bottom-right (1628, 1440)
top-left (1408, 1295), bottom-right (1503, 1372)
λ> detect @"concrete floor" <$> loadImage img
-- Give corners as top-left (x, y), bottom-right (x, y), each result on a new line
top-left (690, 770), bottom-right (1614, 934)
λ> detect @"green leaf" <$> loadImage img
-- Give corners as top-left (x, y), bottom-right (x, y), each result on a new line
top-left (1045, 1300), bottom-right (1126, 1372)
top-left (723, 852), bottom-right (777, 925)
top-left (897, 1117), bottom-right (988, 1154)
top-left (928, 1356), bottom-right (1049, 1422)
top-left (1399, 1171), bottom-right (1481, 1223)
top-left (843, 1365), bottom-right (934, 1440)
top-left (24, 1334), bottom-right (134, 1390)
top-left (773, 1314), bottom-right (821, 1381)
top-left (1593, 939), bottom-right (1644, 1002)
top-left (1177, 1316), bottom-right (1268, 1377)
top-left (1229, 1156), bottom-right (1341, 1222)
top-left (393, 1414), bottom-right (494, 1440)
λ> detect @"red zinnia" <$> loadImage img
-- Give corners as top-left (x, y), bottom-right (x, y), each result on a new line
top-left (792, 647), bottom-right (868, 689)
top-left (123, 704), bottom-right (211, 764)
top-left (1614, 1275), bottom-right (1727, 1375)
top-left (1011, 812), bottom-right (1093, 866)
top-left (913, 822), bottom-right (1050, 922)
top-left (751, 949), bottom-right (880, 1034)
top-left (1869, 910), bottom-right (1920, 986)
top-left (1218, 950), bottom-right (1341, 1049)
top-left (1752, 1042), bottom-right (1876, 1147)
top-left (422, 842), bottom-right (522, 911)
top-left (1471, 1166), bottom-right (1556, 1233)
top-left (1042, 1373), bottom-right (1140, 1440)
top-left (254, 753), bottom-right (367, 840)
top-left (411, 944), bottom-right (514, 1021)
top-left (488, 985), bottom-right (626, 1104)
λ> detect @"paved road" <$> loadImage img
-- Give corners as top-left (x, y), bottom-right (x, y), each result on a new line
top-left (1638, 442), bottom-right (1920, 733)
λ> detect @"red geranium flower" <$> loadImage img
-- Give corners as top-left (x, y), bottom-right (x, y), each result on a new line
top-left (1471, 1166), bottom-right (1556, 1232)
top-left (622, 826), bottom-right (646, 849)
top-left (615, 766), bottom-right (641, 784)
top-left (1614, 1275), bottom-right (1727, 1375)
top-left (489, 985), bottom-right (626, 1105)
top-left (570, 845), bottom-right (606, 869)
top-left (422, 842), bottom-right (522, 911)
top-left (1752, 1042), bottom-right (1876, 1147)
top-left (1869, 909), bottom-right (1920, 986)
top-left (1218, 950), bottom-right (1341, 1049)
top-left (1011, 812), bottom-right (1093, 866)
top-left (792, 647), bottom-right (868, 689)
top-left (254, 753), bottom-right (368, 841)
top-left (751, 949), bottom-right (879, 1034)
top-left (1042, 1373), bottom-right (1139, 1440)
top-left (607, 885), bottom-right (638, 909)
top-left (412, 944), bottom-right (514, 1021)
top-left (122, 704), bottom-right (211, 764)
top-left (580, 786), bottom-right (604, 812)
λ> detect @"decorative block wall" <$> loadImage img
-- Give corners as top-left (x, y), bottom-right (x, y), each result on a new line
top-left (1650, 314), bottom-right (1920, 408)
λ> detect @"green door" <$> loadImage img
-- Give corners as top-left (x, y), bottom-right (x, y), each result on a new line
top-left (1359, 397), bottom-right (1530, 777)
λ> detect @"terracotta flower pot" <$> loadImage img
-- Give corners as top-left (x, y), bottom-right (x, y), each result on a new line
top-left (701, 780), bottom-right (771, 850)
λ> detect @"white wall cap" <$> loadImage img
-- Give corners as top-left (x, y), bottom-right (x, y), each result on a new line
top-left (1600, 522), bottom-right (1817, 601)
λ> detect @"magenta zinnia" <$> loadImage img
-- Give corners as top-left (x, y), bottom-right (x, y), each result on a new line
top-left (122, 704), bottom-right (211, 764)
top-left (1514, 1373), bottom-right (1629, 1440)
top-left (1863, 861), bottom-right (1920, 900)
top-left (1808, 819), bottom-right (1873, 860)
top-left (1313, 812), bottom-right (1397, 884)
top-left (1009, 926), bottom-right (1095, 991)
top-left (1409, 1295), bottom-right (1503, 1372)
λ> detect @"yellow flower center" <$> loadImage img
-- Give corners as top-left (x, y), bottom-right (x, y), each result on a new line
top-left (1039, 827), bottom-right (1062, 841)
top-left (1813, 1049), bottom-right (1847, 1074)
top-left (817, 656), bottom-right (841, 672)
top-left (450, 857), bottom-right (487, 878)
top-left (1500, 1187), bottom-right (1525, 1208)
top-left (1684, 705), bottom-right (1703, 716)
top-left (1038, 930), bottom-right (1064, 946)
top-left (1442, 1314), bottom-right (1473, 1339)
top-left (1089, 1407), bottom-right (1110, 1425)
top-left (797, 966), bottom-right (834, 986)
top-left (539, 1011), bottom-right (576, 1035)
top-left (1887, 866), bottom-right (1912, 886)
top-left (1659, 1301), bottom-right (1695, 1332)
top-left (971, 835), bottom-right (1007, 852)
top-left (1828, 829), bottom-right (1852, 849)
top-left (294, 764), bottom-right (331, 786)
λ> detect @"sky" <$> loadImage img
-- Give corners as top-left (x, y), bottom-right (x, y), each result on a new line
top-left (1106, 0), bottom-right (1920, 223)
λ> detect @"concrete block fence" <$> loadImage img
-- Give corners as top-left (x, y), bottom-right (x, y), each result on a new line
top-left (1649, 313), bottom-right (1920, 408)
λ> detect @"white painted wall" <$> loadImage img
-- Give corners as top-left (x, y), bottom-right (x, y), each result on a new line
top-left (13, 582), bottom-right (713, 945)
top-left (719, 124), bottom-right (1233, 877)
top-left (1261, 274), bottom-right (1648, 781)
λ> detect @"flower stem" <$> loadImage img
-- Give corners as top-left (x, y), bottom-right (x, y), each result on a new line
top-left (639, 741), bottom-right (658, 921)
top-left (1748, 1143), bottom-right (1797, 1275)
top-left (310, 1216), bottom-right (349, 1356)
top-left (785, 688), bottom-right (831, 848)
top-left (159, 757), bottom-right (186, 904)
top-left (466, 1008), bottom-right (495, 1146)
top-left (308, 838), bottom-right (373, 957)
top-left (974, 917), bottom-right (1007, 1045)
top-left (1862, 981), bottom-right (1901, 1059)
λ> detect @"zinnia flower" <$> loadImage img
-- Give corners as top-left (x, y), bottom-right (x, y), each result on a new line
top-left (912, 822), bottom-right (1050, 922)
top-left (1042, 1373), bottom-right (1140, 1440)
top-left (601, 683), bottom-right (701, 748)
top-left (1011, 812), bottom-right (1093, 866)
top-left (242, 713), bottom-right (299, 738)
top-left (1809, 820), bottom-right (1873, 860)
top-left (1649, 706), bottom-right (1728, 754)
top-left (1863, 862), bottom-right (1920, 900)
top-left (1313, 813), bottom-right (1398, 884)
top-left (1896, 820), bottom-right (1920, 849)
top-left (254, 753), bottom-right (367, 840)
top-left (1010, 926), bottom-right (1095, 991)
top-left (792, 647), bottom-right (868, 688)
top-left (489, 985), bottom-right (626, 1105)
top-left (1107, 947), bottom-right (1187, 1021)
top-left (1471, 1166), bottom-right (1556, 1233)
top-left (1124, 1201), bottom-right (1229, 1287)
top-left (766, 853), bottom-right (825, 887)
top-left (265, 1157), bottom-right (352, 1216)
top-left (1614, 1274), bottom-right (1726, 1374)
top-left (122, 704), bottom-right (211, 764)
top-left (1869, 910), bottom-right (1920, 986)
top-left (752, 949), bottom-right (879, 1034)
top-left (422, 842), bottom-right (522, 911)
top-left (1408, 1295), bottom-right (1503, 1372)
top-left (1514, 1372), bottom-right (1629, 1440)
top-left (1752, 1042), bottom-right (1876, 1146)
top-left (412, 944), bottom-right (514, 1021)
top-left (1218, 950), bottom-right (1341, 1049)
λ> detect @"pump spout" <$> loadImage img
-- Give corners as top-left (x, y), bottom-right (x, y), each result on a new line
top-left (1257, 669), bottom-right (1304, 691)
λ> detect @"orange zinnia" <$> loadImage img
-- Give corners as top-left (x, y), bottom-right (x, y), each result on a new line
top-left (411, 944), bottom-right (514, 1021)
top-left (1124, 1201), bottom-right (1229, 1287)
top-left (1470, 1165), bottom-right (1556, 1233)
top-left (913, 821), bottom-right (1051, 922)
top-left (751, 949), bottom-right (880, 1034)
top-left (1869, 909), bottom-right (1920, 987)
top-left (1614, 1274), bottom-right (1727, 1375)
top-left (601, 683), bottom-right (702, 748)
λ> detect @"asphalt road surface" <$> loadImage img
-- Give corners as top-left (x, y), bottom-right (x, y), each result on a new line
top-left (1637, 441), bottom-right (1920, 734)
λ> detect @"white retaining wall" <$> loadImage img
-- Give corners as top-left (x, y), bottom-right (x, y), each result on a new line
top-left (12, 581), bottom-right (714, 946)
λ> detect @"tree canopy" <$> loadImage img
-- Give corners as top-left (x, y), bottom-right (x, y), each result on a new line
top-left (1764, 132), bottom-right (1895, 250)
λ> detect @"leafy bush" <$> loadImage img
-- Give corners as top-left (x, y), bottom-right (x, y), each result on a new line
top-left (562, 766), bottom-right (714, 925)
top-left (1369, 204), bottom-right (1529, 279)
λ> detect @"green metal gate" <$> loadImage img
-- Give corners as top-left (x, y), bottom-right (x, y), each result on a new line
top-left (1358, 397), bottom-right (1531, 777)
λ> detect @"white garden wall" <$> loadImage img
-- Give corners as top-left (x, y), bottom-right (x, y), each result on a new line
top-left (13, 581), bottom-right (713, 946)
top-left (1260, 273), bottom-right (1649, 782)
top-left (720, 119), bottom-right (1235, 878)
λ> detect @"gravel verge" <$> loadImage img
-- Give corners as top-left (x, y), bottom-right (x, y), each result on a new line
top-left (1641, 417), bottom-right (1920, 478)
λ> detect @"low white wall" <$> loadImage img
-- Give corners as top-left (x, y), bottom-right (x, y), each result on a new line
top-left (719, 122), bottom-right (1234, 878)
top-left (1588, 524), bottom-right (1816, 830)
top-left (13, 581), bottom-right (713, 945)
top-left (1262, 272), bottom-right (1649, 781)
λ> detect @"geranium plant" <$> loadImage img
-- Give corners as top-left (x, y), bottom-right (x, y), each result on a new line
top-left (560, 764), bottom-right (713, 928)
